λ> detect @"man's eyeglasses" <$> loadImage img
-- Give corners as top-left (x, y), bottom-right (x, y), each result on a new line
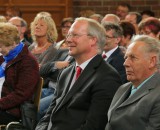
top-left (66, 33), bottom-right (90, 39)
top-left (139, 31), bottom-right (152, 35)
top-left (14, 24), bottom-right (22, 27)
top-left (61, 26), bottom-right (71, 29)
top-left (106, 35), bottom-right (116, 39)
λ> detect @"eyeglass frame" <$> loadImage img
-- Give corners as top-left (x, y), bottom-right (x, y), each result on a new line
top-left (61, 25), bottom-right (71, 29)
top-left (66, 33), bottom-right (92, 39)
top-left (105, 35), bottom-right (116, 39)
top-left (139, 31), bottom-right (152, 35)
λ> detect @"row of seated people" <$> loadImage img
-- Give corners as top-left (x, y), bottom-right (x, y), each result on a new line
top-left (0, 5), bottom-right (159, 130)
top-left (34, 17), bottom-right (160, 130)
top-left (32, 13), bottom-right (160, 130)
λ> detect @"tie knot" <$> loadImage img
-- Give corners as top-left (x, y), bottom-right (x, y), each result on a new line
top-left (102, 54), bottom-right (107, 59)
top-left (76, 66), bottom-right (82, 80)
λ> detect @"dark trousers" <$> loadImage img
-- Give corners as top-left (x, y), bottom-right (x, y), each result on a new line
top-left (0, 110), bottom-right (19, 125)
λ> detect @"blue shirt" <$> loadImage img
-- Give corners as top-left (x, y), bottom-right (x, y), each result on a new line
top-left (130, 74), bottom-right (155, 96)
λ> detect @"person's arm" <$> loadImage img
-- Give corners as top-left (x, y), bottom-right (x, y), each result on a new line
top-left (39, 61), bottom-right (57, 77)
top-left (40, 61), bottom-right (70, 77)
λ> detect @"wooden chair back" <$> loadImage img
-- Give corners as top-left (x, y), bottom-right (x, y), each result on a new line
top-left (33, 77), bottom-right (43, 111)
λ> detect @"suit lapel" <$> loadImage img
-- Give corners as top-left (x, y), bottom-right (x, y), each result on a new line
top-left (59, 63), bottom-right (95, 105)
top-left (54, 66), bottom-right (75, 109)
top-left (108, 83), bottom-right (132, 121)
top-left (107, 47), bottom-right (120, 63)
top-left (54, 55), bottom-right (102, 113)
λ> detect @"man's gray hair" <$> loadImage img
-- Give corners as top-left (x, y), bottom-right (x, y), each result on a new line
top-left (75, 17), bottom-right (106, 53)
top-left (131, 35), bottom-right (160, 68)
top-left (101, 14), bottom-right (120, 24)
top-left (102, 22), bottom-right (123, 38)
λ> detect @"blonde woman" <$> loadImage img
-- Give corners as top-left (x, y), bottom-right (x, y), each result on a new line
top-left (29, 12), bottom-right (58, 66)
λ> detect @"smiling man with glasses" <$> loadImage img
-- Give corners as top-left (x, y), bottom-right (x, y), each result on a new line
top-left (102, 22), bottom-right (127, 83)
top-left (35, 17), bottom-right (122, 130)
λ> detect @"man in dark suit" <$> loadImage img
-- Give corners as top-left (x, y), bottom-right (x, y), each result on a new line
top-left (36, 17), bottom-right (122, 130)
top-left (105, 35), bottom-right (160, 130)
top-left (102, 22), bottom-right (127, 83)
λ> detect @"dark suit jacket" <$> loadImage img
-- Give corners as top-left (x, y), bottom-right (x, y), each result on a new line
top-left (105, 72), bottom-right (160, 130)
top-left (40, 49), bottom-right (74, 88)
top-left (36, 54), bottom-right (122, 130)
top-left (0, 45), bottom-right (40, 118)
top-left (106, 47), bottom-right (127, 83)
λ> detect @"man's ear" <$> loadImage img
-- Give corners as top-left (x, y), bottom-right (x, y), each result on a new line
top-left (156, 32), bottom-right (160, 40)
top-left (90, 37), bottom-right (97, 47)
top-left (149, 55), bottom-right (157, 69)
top-left (116, 37), bottom-right (122, 44)
top-left (21, 26), bottom-right (27, 34)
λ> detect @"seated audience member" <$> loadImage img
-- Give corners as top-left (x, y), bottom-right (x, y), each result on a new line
top-left (78, 9), bottom-right (95, 18)
top-left (101, 14), bottom-right (120, 24)
top-left (115, 2), bottom-right (131, 20)
top-left (29, 12), bottom-right (58, 65)
top-left (55, 17), bottom-right (74, 49)
top-left (37, 17), bottom-right (74, 120)
top-left (35, 17), bottom-right (122, 130)
top-left (89, 13), bottom-right (103, 23)
top-left (102, 22), bottom-right (127, 83)
top-left (5, 6), bottom-right (22, 21)
top-left (0, 23), bottom-right (39, 124)
top-left (9, 16), bottom-right (31, 47)
top-left (119, 20), bottom-right (136, 49)
top-left (125, 12), bottom-right (142, 34)
top-left (105, 35), bottom-right (160, 130)
top-left (138, 17), bottom-right (160, 40)
top-left (141, 10), bottom-right (155, 20)
top-left (38, 49), bottom-right (74, 120)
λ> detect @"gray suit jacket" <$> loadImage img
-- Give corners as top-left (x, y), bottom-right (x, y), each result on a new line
top-left (105, 72), bottom-right (160, 130)
top-left (36, 54), bottom-right (122, 130)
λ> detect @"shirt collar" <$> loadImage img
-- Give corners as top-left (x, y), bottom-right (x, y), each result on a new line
top-left (103, 46), bottom-right (118, 58)
top-left (75, 55), bottom-right (96, 71)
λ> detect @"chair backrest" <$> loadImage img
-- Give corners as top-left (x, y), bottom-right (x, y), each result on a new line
top-left (33, 77), bottom-right (43, 112)
top-left (20, 77), bottom-right (44, 130)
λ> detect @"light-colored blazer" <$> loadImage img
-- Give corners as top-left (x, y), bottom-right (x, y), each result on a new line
top-left (105, 72), bottom-right (160, 130)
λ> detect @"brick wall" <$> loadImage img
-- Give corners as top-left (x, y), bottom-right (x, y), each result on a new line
top-left (73, 0), bottom-right (160, 18)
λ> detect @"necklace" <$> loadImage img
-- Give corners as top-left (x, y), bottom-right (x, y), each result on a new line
top-left (32, 42), bottom-right (52, 54)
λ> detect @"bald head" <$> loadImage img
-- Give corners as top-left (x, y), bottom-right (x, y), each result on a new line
top-left (101, 14), bottom-right (120, 24)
